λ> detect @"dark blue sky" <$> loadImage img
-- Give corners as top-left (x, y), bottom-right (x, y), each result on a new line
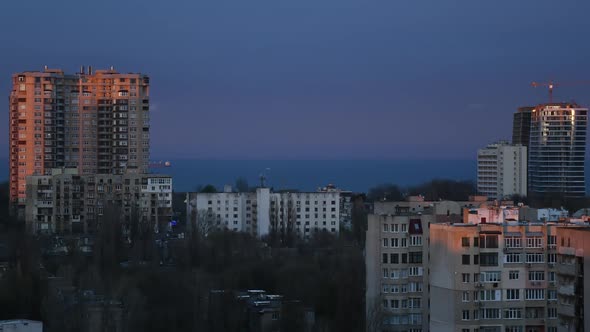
top-left (2, 0), bottom-right (590, 160)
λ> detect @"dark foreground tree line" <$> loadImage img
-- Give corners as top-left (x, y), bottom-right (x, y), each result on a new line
top-left (0, 197), bottom-right (365, 331)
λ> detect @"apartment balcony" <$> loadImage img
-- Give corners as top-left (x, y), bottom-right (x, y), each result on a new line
top-left (36, 201), bottom-right (53, 208)
top-left (557, 264), bottom-right (577, 277)
top-left (558, 284), bottom-right (575, 296)
top-left (558, 303), bottom-right (576, 317)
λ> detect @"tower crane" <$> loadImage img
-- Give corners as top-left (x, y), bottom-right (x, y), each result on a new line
top-left (531, 80), bottom-right (590, 103)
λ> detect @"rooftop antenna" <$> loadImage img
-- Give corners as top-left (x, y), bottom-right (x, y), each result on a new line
top-left (259, 168), bottom-right (271, 188)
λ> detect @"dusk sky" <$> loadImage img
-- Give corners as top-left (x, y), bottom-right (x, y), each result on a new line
top-left (2, 0), bottom-right (590, 160)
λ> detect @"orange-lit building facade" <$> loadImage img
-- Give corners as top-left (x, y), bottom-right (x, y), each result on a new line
top-left (430, 222), bottom-right (560, 332)
top-left (9, 67), bottom-right (150, 217)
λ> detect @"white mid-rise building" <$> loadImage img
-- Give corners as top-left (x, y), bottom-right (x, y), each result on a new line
top-left (186, 187), bottom-right (340, 238)
top-left (477, 141), bottom-right (527, 200)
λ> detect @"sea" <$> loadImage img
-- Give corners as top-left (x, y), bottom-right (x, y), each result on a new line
top-left (0, 159), bottom-right (475, 193)
top-left (123, 159), bottom-right (476, 193)
top-left (4, 159), bottom-right (590, 193)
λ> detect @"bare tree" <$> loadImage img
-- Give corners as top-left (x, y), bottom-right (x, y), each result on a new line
top-left (366, 296), bottom-right (385, 332)
top-left (195, 209), bottom-right (215, 238)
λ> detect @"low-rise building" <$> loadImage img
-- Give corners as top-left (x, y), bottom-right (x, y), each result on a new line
top-left (519, 207), bottom-right (569, 223)
top-left (463, 205), bottom-right (520, 224)
top-left (208, 289), bottom-right (315, 332)
top-left (0, 320), bottom-right (43, 332)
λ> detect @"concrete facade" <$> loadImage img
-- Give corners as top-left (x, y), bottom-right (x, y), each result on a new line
top-left (25, 169), bottom-right (172, 234)
top-left (9, 67), bottom-right (150, 217)
top-left (555, 226), bottom-right (590, 332)
top-left (365, 213), bottom-right (432, 331)
top-left (187, 188), bottom-right (340, 238)
top-left (477, 141), bottom-right (527, 200)
top-left (430, 222), bottom-right (560, 332)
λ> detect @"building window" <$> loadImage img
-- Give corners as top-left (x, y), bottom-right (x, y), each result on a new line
top-left (504, 236), bottom-right (522, 248)
top-left (409, 252), bottom-right (422, 264)
top-left (478, 290), bottom-right (500, 301)
top-left (410, 235), bottom-right (422, 246)
top-left (462, 310), bottom-right (470, 320)
top-left (504, 253), bottom-right (522, 264)
top-left (462, 255), bottom-right (470, 265)
top-left (528, 271), bottom-right (545, 281)
top-left (524, 289), bottom-right (545, 300)
top-left (390, 253), bottom-right (399, 264)
top-left (461, 237), bottom-right (470, 247)
top-left (480, 253), bottom-right (498, 266)
top-left (409, 267), bottom-right (423, 276)
top-left (481, 271), bottom-right (500, 282)
top-left (504, 308), bottom-right (522, 319)
top-left (525, 253), bottom-right (545, 263)
top-left (382, 253), bottom-right (388, 264)
top-left (506, 327), bottom-right (524, 332)
top-left (390, 299), bottom-right (399, 309)
top-left (480, 308), bottom-right (500, 319)
top-left (462, 291), bottom-right (469, 302)
top-left (548, 235), bottom-right (556, 248)
top-left (479, 235), bottom-right (499, 248)
top-left (526, 236), bottom-right (543, 248)
top-left (506, 289), bottom-right (520, 300)
top-left (509, 270), bottom-right (519, 280)
top-left (462, 273), bottom-right (470, 283)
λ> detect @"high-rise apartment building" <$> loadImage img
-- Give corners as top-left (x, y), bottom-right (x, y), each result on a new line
top-left (365, 213), bottom-right (432, 332)
top-left (430, 221), bottom-right (560, 332)
top-left (365, 197), bottom-right (489, 332)
top-left (513, 106), bottom-right (534, 147)
top-left (555, 226), bottom-right (590, 332)
top-left (477, 141), bottom-right (527, 200)
top-left (528, 103), bottom-right (587, 197)
top-left (9, 66), bottom-right (150, 217)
